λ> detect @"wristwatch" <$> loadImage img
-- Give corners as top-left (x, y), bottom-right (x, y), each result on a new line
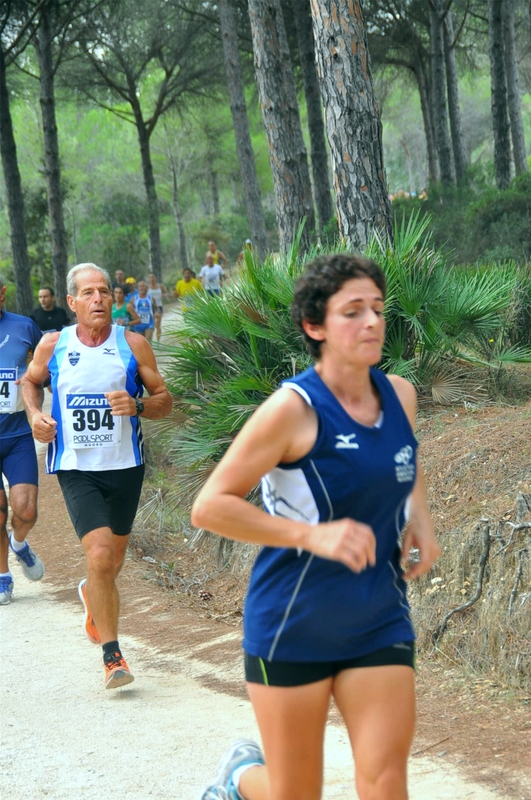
top-left (135, 398), bottom-right (145, 416)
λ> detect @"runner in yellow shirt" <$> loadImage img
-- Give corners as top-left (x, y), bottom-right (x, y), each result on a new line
top-left (174, 268), bottom-right (204, 310)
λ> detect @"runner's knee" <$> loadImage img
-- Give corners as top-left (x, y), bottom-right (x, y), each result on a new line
top-left (85, 538), bottom-right (117, 576)
top-left (356, 761), bottom-right (407, 800)
top-left (10, 496), bottom-right (37, 525)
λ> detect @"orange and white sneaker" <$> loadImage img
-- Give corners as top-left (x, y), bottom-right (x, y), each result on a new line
top-left (78, 578), bottom-right (101, 644)
top-left (104, 651), bottom-right (135, 690)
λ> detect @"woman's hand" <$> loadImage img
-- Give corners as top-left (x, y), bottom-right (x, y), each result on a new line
top-left (400, 523), bottom-right (441, 580)
top-left (303, 518), bottom-right (376, 573)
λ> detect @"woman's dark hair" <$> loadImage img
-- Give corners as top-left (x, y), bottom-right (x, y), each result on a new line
top-left (291, 253), bottom-right (386, 360)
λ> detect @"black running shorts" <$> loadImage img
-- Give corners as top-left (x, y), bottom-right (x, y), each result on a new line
top-left (57, 464), bottom-right (145, 539)
top-left (244, 641), bottom-right (416, 687)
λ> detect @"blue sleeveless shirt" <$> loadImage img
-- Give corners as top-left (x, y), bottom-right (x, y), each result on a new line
top-left (242, 366), bottom-right (417, 662)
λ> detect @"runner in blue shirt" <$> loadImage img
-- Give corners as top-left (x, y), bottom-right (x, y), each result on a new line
top-left (0, 276), bottom-right (45, 604)
top-left (194, 254), bottom-right (441, 800)
top-left (130, 280), bottom-right (156, 342)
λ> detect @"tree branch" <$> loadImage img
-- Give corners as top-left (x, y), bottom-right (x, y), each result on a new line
top-left (432, 524), bottom-right (491, 644)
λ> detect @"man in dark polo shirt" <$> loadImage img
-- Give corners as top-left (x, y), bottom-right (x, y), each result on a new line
top-left (30, 287), bottom-right (70, 332)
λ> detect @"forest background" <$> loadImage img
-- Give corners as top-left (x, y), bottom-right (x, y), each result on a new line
top-left (2, 0), bottom-right (531, 710)
top-left (1, 0), bottom-right (530, 315)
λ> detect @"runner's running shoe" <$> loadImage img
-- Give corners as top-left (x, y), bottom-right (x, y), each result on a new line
top-left (104, 651), bottom-right (134, 690)
top-left (0, 576), bottom-right (14, 604)
top-left (77, 578), bottom-right (101, 644)
top-left (9, 535), bottom-right (44, 581)
top-left (201, 740), bottom-right (265, 799)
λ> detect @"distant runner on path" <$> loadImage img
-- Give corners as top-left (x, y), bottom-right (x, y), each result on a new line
top-left (193, 254), bottom-right (441, 800)
top-left (200, 254), bottom-right (225, 296)
top-left (174, 268), bottom-right (204, 311)
top-left (0, 275), bottom-right (45, 605)
top-left (205, 240), bottom-right (227, 269)
top-left (130, 280), bottom-right (157, 342)
top-left (147, 272), bottom-right (168, 342)
top-left (22, 263), bottom-right (172, 689)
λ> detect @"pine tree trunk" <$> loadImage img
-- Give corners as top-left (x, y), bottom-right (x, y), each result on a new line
top-left (0, 48), bottom-right (33, 315)
top-left (503, 0), bottom-right (528, 175)
top-left (168, 150), bottom-right (190, 272)
top-left (443, 8), bottom-right (467, 183)
top-left (310, 0), bottom-right (392, 248)
top-left (131, 96), bottom-right (163, 281)
top-left (218, 0), bottom-right (268, 258)
top-left (290, 0), bottom-right (333, 235)
top-left (430, 0), bottom-right (454, 185)
top-left (211, 168), bottom-right (220, 217)
top-left (488, 0), bottom-right (512, 189)
top-left (35, 8), bottom-right (68, 307)
top-left (413, 55), bottom-right (438, 184)
top-left (248, 0), bottom-right (315, 253)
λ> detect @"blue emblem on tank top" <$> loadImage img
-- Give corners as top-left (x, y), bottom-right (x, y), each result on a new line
top-left (68, 350), bottom-right (80, 366)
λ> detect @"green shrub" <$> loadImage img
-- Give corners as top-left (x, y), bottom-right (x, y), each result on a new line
top-left (391, 172), bottom-right (531, 265)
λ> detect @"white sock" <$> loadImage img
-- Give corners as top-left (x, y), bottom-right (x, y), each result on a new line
top-left (232, 762), bottom-right (262, 796)
top-left (0, 571), bottom-right (13, 580)
top-left (9, 533), bottom-right (26, 552)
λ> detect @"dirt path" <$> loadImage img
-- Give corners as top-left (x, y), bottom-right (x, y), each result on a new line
top-left (1, 308), bottom-right (529, 799)
top-left (0, 539), bottom-right (519, 800)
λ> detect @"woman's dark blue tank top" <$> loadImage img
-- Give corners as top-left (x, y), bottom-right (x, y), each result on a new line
top-left (243, 366), bottom-right (418, 662)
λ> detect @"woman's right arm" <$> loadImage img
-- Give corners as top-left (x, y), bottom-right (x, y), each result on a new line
top-left (191, 389), bottom-right (376, 572)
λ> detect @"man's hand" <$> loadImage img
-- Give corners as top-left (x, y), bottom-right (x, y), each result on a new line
top-left (31, 412), bottom-right (57, 443)
top-left (105, 390), bottom-right (136, 416)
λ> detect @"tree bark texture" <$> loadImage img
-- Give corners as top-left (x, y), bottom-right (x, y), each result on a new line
top-left (443, 8), bottom-right (467, 182)
top-left (130, 94), bottom-right (163, 281)
top-left (248, 0), bottom-right (315, 253)
top-left (211, 167), bottom-right (220, 217)
top-left (0, 48), bottom-right (33, 315)
top-left (290, 0), bottom-right (333, 235)
top-left (310, 0), bottom-right (392, 248)
top-left (168, 151), bottom-right (190, 272)
top-left (488, 0), bottom-right (512, 189)
top-left (502, 0), bottom-right (528, 174)
top-left (35, 7), bottom-right (68, 308)
top-left (430, 0), bottom-right (454, 185)
top-left (218, 0), bottom-right (268, 258)
top-left (413, 54), bottom-right (438, 184)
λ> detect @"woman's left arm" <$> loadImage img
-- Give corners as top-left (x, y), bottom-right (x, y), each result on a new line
top-left (388, 375), bottom-right (441, 580)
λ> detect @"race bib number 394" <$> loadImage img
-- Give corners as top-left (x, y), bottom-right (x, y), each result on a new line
top-left (65, 393), bottom-right (122, 449)
top-left (0, 368), bottom-right (18, 414)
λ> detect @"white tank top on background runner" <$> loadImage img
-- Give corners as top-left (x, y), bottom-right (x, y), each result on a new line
top-left (149, 286), bottom-right (163, 308)
top-left (45, 325), bottom-right (144, 473)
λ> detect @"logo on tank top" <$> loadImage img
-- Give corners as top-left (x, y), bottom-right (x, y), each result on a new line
top-left (394, 446), bottom-right (415, 483)
top-left (335, 433), bottom-right (359, 449)
top-left (103, 348), bottom-right (115, 355)
top-left (68, 350), bottom-right (80, 366)
top-left (0, 334), bottom-right (9, 348)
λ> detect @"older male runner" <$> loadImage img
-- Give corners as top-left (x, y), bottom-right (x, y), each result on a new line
top-left (0, 276), bottom-right (45, 604)
top-left (22, 263), bottom-right (172, 689)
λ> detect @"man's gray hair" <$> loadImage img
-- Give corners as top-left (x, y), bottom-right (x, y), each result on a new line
top-left (67, 263), bottom-right (111, 297)
top-left (0, 274), bottom-right (5, 290)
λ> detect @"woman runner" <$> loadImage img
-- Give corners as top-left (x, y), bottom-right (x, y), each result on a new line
top-left (111, 285), bottom-right (141, 329)
top-left (147, 272), bottom-right (168, 341)
top-left (193, 254), bottom-right (440, 800)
